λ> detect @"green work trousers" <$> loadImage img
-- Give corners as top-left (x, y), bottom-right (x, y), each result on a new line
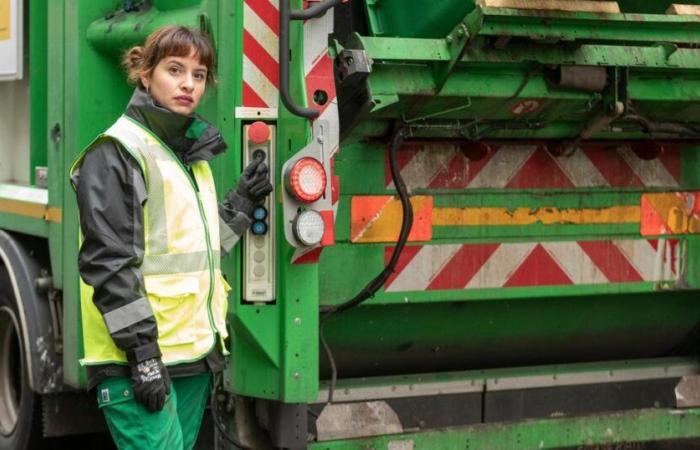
top-left (97, 372), bottom-right (211, 450)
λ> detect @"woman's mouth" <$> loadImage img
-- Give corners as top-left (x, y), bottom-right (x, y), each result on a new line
top-left (174, 96), bottom-right (194, 105)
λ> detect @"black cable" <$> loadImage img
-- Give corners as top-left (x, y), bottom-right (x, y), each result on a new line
top-left (210, 372), bottom-right (250, 449)
top-left (320, 126), bottom-right (413, 316)
top-left (319, 321), bottom-right (337, 404)
top-left (318, 126), bottom-right (413, 404)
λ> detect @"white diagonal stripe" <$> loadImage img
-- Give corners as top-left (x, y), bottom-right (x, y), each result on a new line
top-left (386, 244), bottom-right (462, 292)
top-left (613, 239), bottom-right (658, 281)
top-left (468, 145), bottom-right (538, 188)
top-left (304, 7), bottom-right (335, 73)
top-left (244, 3), bottom-right (279, 63)
top-left (552, 148), bottom-right (609, 187)
top-left (466, 243), bottom-right (535, 289)
top-left (542, 241), bottom-right (609, 284)
top-left (388, 144), bottom-right (459, 190)
top-left (243, 55), bottom-right (278, 107)
top-left (617, 146), bottom-right (679, 187)
top-left (317, 99), bottom-right (340, 159)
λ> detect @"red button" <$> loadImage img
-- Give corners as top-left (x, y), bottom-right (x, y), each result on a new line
top-left (248, 121), bottom-right (270, 144)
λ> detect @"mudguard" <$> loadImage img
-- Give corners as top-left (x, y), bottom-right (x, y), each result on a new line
top-left (0, 230), bottom-right (62, 394)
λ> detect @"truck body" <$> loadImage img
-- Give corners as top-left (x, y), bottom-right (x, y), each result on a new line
top-left (2, 0), bottom-right (700, 448)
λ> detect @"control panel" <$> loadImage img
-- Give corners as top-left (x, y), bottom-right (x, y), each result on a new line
top-left (242, 122), bottom-right (275, 303)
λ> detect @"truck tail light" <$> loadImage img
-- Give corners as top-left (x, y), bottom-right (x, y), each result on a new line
top-left (285, 157), bottom-right (327, 203)
top-left (293, 210), bottom-right (326, 246)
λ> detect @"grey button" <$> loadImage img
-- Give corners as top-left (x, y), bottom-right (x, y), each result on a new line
top-left (254, 236), bottom-right (265, 249)
top-left (254, 265), bottom-right (265, 277)
top-left (254, 251), bottom-right (266, 263)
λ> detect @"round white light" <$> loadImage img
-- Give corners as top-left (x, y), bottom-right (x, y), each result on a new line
top-left (293, 210), bottom-right (325, 246)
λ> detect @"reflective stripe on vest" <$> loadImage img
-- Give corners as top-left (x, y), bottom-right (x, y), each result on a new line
top-left (71, 116), bottom-right (231, 366)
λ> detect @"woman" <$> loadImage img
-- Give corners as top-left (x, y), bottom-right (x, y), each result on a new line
top-left (70, 26), bottom-right (272, 449)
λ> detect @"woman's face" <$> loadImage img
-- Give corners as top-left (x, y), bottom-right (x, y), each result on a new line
top-left (141, 49), bottom-right (208, 116)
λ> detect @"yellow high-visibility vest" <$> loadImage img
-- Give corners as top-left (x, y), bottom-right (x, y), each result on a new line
top-left (71, 115), bottom-right (230, 366)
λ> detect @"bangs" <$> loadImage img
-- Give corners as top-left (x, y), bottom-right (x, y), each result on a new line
top-left (145, 26), bottom-right (216, 80)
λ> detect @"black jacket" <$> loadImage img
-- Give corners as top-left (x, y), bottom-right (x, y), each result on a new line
top-left (73, 88), bottom-right (251, 388)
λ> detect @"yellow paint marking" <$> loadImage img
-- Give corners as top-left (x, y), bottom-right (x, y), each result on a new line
top-left (0, 0), bottom-right (9, 41)
top-left (0, 199), bottom-right (62, 223)
top-left (433, 206), bottom-right (640, 226)
top-left (352, 196), bottom-right (433, 243)
top-left (642, 193), bottom-right (700, 235)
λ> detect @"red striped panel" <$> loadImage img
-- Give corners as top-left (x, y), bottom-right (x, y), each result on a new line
top-left (426, 243), bottom-right (500, 290)
top-left (579, 241), bottom-right (643, 283)
top-left (383, 245), bottom-right (423, 289)
top-left (243, 30), bottom-right (279, 87)
top-left (658, 145), bottom-right (682, 184)
top-left (582, 146), bottom-right (644, 187)
top-left (465, 147), bottom-right (497, 185)
top-left (503, 244), bottom-right (573, 287)
top-left (293, 247), bottom-right (322, 265)
top-left (305, 55), bottom-right (336, 117)
top-left (244, 0), bottom-right (280, 35)
top-left (242, 81), bottom-right (268, 108)
top-left (427, 152), bottom-right (469, 189)
top-left (385, 144), bottom-right (421, 187)
top-left (506, 148), bottom-right (575, 189)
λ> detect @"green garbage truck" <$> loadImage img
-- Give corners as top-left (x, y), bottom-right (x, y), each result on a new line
top-left (3, 0), bottom-right (700, 448)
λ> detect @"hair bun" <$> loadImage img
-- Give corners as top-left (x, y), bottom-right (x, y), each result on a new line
top-left (122, 46), bottom-right (145, 84)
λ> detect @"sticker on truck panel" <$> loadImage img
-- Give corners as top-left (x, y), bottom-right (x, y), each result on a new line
top-left (0, 0), bottom-right (10, 41)
top-left (511, 100), bottom-right (542, 116)
top-left (383, 239), bottom-right (679, 292)
top-left (385, 143), bottom-right (681, 191)
top-left (641, 192), bottom-right (700, 236)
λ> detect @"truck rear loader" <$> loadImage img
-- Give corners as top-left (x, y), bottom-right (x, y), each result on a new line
top-left (2, 0), bottom-right (700, 448)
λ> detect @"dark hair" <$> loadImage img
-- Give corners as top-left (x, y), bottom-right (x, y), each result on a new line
top-left (122, 26), bottom-right (216, 86)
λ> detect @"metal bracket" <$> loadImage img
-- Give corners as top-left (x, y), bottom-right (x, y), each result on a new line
top-left (433, 8), bottom-right (484, 92)
top-left (549, 67), bottom-right (627, 156)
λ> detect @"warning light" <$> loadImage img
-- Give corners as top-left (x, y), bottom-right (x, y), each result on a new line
top-left (285, 157), bottom-right (327, 203)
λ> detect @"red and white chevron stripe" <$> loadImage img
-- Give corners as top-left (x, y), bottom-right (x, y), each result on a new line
top-left (242, 0), bottom-right (279, 110)
top-left (384, 239), bottom-right (679, 292)
top-left (292, 2), bottom-right (341, 264)
top-left (386, 143), bottom-right (682, 190)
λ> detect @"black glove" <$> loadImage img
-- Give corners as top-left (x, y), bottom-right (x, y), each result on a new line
top-left (224, 157), bottom-right (274, 216)
top-left (237, 157), bottom-right (273, 203)
top-left (127, 355), bottom-right (171, 412)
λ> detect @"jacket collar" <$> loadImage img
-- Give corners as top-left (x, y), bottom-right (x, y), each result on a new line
top-left (124, 87), bottom-right (227, 165)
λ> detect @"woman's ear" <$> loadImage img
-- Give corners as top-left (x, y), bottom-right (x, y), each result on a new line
top-left (140, 74), bottom-right (150, 91)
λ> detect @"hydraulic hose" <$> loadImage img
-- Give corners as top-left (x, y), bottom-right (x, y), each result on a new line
top-left (319, 126), bottom-right (413, 403)
top-left (320, 126), bottom-right (413, 316)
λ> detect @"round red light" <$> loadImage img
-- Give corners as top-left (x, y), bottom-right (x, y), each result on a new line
top-left (248, 121), bottom-right (270, 145)
top-left (286, 157), bottom-right (327, 203)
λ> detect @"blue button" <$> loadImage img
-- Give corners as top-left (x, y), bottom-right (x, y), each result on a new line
top-left (253, 206), bottom-right (268, 221)
top-left (251, 221), bottom-right (268, 235)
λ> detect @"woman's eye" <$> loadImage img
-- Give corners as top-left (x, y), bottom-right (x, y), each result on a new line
top-left (194, 72), bottom-right (206, 81)
top-left (168, 66), bottom-right (181, 75)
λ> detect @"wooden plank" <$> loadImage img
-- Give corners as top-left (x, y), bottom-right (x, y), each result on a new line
top-left (478, 0), bottom-right (621, 13)
top-left (667, 4), bottom-right (700, 16)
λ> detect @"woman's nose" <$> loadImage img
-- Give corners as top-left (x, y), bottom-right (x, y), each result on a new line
top-left (181, 74), bottom-right (195, 91)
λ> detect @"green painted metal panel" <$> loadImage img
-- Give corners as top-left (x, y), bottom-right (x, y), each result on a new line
top-left (29, 0), bottom-right (48, 185)
top-left (227, 0), bottom-right (320, 402)
top-left (310, 408), bottom-right (700, 449)
top-left (363, 0), bottom-right (476, 38)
